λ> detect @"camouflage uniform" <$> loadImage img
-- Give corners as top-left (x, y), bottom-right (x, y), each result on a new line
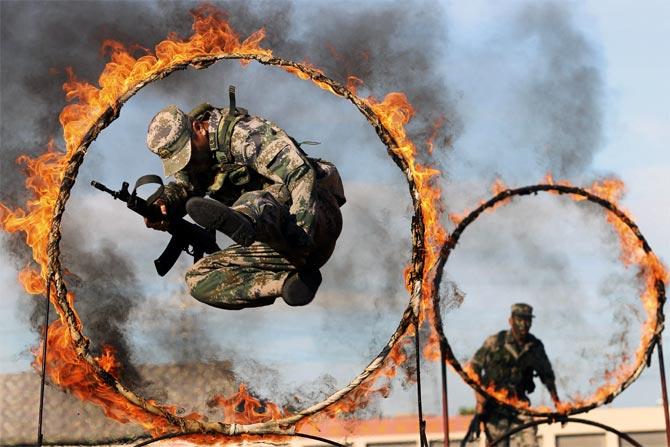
top-left (471, 330), bottom-right (556, 447)
top-left (149, 104), bottom-right (345, 309)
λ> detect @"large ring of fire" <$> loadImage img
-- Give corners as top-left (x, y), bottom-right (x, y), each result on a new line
top-left (38, 15), bottom-right (440, 439)
top-left (431, 183), bottom-right (666, 417)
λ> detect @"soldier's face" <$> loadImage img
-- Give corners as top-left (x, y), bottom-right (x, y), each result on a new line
top-left (186, 120), bottom-right (214, 175)
top-left (510, 315), bottom-right (532, 340)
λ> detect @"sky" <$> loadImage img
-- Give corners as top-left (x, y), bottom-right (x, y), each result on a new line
top-left (0, 0), bottom-right (669, 432)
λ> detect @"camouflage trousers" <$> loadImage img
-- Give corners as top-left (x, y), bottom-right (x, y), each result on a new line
top-left (185, 186), bottom-right (342, 310)
top-left (485, 413), bottom-right (538, 447)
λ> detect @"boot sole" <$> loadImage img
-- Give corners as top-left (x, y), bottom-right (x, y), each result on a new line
top-left (282, 269), bottom-right (322, 306)
top-left (186, 197), bottom-right (255, 246)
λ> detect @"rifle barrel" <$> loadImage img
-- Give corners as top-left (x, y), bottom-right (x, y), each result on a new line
top-left (91, 180), bottom-right (116, 197)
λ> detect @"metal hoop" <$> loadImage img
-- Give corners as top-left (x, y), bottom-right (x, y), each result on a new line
top-left (431, 184), bottom-right (665, 418)
top-left (45, 53), bottom-right (429, 435)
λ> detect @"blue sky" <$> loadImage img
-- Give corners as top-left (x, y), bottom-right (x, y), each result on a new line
top-left (1, 0), bottom-right (669, 421)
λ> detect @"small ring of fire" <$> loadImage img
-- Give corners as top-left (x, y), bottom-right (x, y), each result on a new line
top-left (430, 183), bottom-right (666, 417)
top-left (45, 52), bottom-right (427, 436)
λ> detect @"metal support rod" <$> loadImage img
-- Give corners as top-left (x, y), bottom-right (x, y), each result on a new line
top-left (414, 321), bottom-right (428, 447)
top-left (439, 341), bottom-right (450, 446)
top-left (657, 338), bottom-right (670, 447)
top-left (37, 277), bottom-right (52, 447)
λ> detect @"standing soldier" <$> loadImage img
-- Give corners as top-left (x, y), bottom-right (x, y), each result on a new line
top-left (144, 88), bottom-right (345, 310)
top-left (466, 303), bottom-right (560, 447)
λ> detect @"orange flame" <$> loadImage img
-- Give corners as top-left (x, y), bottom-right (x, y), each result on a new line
top-left (363, 92), bottom-right (449, 364)
top-left (297, 335), bottom-right (410, 428)
top-left (32, 320), bottom-right (183, 433)
top-left (448, 177), bottom-right (510, 226)
top-left (346, 75), bottom-right (365, 95)
top-left (365, 93), bottom-right (448, 285)
top-left (559, 176), bottom-right (666, 412)
top-left (210, 384), bottom-right (289, 425)
top-left (426, 114), bottom-right (447, 155)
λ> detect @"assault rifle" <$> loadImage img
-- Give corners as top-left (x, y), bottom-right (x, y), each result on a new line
top-left (91, 175), bottom-right (220, 276)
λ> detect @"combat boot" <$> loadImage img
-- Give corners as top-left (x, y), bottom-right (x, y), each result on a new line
top-left (186, 197), bottom-right (255, 246)
top-left (281, 269), bottom-right (322, 306)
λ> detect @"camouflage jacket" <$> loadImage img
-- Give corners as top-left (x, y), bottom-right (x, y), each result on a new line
top-left (471, 330), bottom-right (556, 403)
top-left (161, 106), bottom-right (325, 236)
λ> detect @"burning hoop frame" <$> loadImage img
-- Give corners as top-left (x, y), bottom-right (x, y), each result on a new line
top-left (40, 39), bottom-right (435, 439)
top-left (431, 183), bottom-right (667, 418)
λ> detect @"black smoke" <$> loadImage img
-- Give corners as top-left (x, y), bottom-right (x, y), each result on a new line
top-left (514, 3), bottom-right (604, 177)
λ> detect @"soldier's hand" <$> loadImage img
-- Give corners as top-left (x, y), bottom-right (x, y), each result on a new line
top-left (145, 201), bottom-right (170, 232)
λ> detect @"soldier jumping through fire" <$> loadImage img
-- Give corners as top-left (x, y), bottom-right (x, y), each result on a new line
top-left (464, 303), bottom-right (560, 447)
top-left (143, 88), bottom-right (345, 310)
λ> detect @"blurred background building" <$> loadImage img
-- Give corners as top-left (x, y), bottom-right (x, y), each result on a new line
top-left (1, 364), bottom-right (664, 447)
